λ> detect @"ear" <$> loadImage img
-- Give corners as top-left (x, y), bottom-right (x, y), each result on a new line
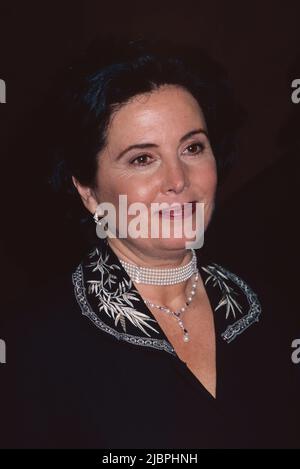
top-left (72, 176), bottom-right (99, 214)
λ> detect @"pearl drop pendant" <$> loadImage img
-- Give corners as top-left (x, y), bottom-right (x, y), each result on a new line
top-left (143, 270), bottom-right (199, 343)
top-left (183, 330), bottom-right (190, 342)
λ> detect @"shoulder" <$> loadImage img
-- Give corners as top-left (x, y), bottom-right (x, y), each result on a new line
top-left (199, 251), bottom-right (279, 323)
top-left (202, 257), bottom-right (297, 380)
top-left (1, 272), bottom-right (75, 332)
top-left (0, 270), bottom-right (101, 367)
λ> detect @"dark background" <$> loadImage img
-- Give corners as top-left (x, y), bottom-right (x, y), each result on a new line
top-left (0, 1), bottom-right (299, 326)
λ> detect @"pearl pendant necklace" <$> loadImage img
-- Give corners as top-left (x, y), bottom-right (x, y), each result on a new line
top-left (144, 271), bottom-right (199, 342)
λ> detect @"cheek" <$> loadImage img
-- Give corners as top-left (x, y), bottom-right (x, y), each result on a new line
top-left (192, 160), bottom-right (217, 195)
top-left (96, 171), bottom-right (158, 206)
top-left (207, 168), bottom-right (218, 194)
top-left (96, 156), bottom-right (160, 205)
top-left (127, 181), bottom-right (158, 205)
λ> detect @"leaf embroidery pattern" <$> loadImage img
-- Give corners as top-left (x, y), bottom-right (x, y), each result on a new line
top-left (86, 248), bottom-right (159, 337)
top-left (201, 264), bottom-right (243, 319)
top-left (73, 246), bottom-right (261, 348)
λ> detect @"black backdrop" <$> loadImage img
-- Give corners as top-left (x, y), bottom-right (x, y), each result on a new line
top-left (0, 1), bottom-right (299, 330)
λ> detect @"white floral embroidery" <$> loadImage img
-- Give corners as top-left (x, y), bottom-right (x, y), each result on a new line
top-left (202, 264), bottom-right (243, 319)
top-left (87, 248), bottom-right (121, 288)
top-left (85, 247), bottom-right (160, 337)
top-left (202, 264), bottom-right (262, 343)
top-left (72, 244), bottom-right (262, 349)
top-left (72, 264), bottom-right (175, 354)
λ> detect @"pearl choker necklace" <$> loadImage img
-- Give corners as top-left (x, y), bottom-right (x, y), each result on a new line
top-left (119, 249), bottom-right (197, 285)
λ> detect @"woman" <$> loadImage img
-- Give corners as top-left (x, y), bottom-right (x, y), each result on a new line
top-left (1, 38), bottom-right (298, 448)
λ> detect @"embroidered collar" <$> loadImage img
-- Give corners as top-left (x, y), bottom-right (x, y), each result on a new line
top-left (72, 239), bottom-right (261, 355)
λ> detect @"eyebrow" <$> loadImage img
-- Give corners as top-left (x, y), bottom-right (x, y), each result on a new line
top-left (115, 128), bottom-right (208, 160)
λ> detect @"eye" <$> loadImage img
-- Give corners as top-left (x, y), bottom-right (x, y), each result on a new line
top-left (130, 154), bottom-right (153, 166)
top-left (184, 142), bottom-right (206, 155)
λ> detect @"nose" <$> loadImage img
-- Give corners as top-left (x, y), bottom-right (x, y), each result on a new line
top-left (161, 159), bottom-right (189, 194)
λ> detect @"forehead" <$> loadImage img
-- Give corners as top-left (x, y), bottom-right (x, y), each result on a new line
top-left (107, 85), bottom-right (206, 142)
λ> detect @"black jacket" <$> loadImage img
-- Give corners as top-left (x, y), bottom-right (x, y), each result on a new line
top-left (0, 238), bottom-right (299, 448)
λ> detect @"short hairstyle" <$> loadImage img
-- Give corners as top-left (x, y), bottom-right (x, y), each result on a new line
top-left (48, 37), bottom-right (245, 226)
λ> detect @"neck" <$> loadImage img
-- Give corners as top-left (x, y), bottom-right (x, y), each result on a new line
top-left (107, 238), bottom-right (196, 306)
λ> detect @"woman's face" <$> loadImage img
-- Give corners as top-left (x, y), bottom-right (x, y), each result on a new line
top-left (79, 85), bottom-right (217, 258)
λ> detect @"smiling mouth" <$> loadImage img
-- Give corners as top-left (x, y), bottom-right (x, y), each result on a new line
top-left (158, 201), bottom-right (197, 218)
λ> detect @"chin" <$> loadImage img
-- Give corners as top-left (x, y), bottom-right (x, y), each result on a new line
top-left (151, 237), bottom-right (197, 252)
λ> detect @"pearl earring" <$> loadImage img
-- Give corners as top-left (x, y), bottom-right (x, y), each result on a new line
top-left (93, 205), bottom-right (107, 238)
top-left (93, 211), bottom-right (102, 225)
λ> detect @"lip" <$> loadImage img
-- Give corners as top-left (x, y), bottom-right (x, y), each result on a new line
top-left (158, 201), bottom-right (197, 219)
